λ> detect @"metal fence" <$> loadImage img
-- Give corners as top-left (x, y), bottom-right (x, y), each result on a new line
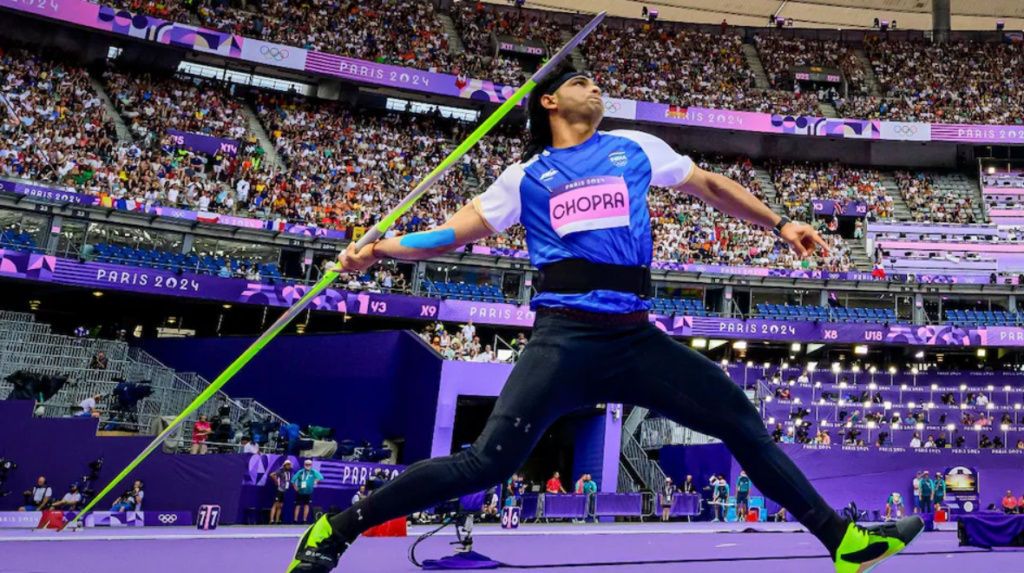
top-left (0, 320), bottom-right (288, 449)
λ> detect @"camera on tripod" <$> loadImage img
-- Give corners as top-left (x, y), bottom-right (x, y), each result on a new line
top-left (0, 458), bottom-right (17, 497)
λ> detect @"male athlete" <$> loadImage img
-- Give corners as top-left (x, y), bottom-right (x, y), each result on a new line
top-left (288, 66), bottom-right (923, 573)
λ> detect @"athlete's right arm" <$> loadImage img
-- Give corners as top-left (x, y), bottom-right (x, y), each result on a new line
top-left (335, 165), bottom-right (523, 273)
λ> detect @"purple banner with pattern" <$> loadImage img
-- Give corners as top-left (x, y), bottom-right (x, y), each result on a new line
top-left (166, 129), bottom-right (240, 157)
top-left (439, 299), bottom-right (536, 327)
top-left (0, 179), bottom-right (100, 205)
top-left (812, 200), bottom-right (868, 217)
top-left (4, 254), bottom-right (1023, 347)
top-left (245, 454), bottom-right (404, 489)
top-left (6, 0), bottom-right (1024, 142)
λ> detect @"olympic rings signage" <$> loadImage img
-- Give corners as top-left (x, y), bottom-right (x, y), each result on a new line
top-left (601, 97), bottom-right (637, 120)
top-left (241, 39), bottom-right (307, 72)
top-left (259, 45), bottom-right (290, 61)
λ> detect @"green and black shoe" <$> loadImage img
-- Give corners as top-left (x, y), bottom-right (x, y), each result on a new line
top-left (833, 516), bottom-right (924, 573)
top-left (286, 515), bottom-right (354, 573)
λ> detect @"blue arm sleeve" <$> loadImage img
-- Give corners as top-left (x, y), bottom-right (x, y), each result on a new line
top-left (399, 228), bottom-right (456, 249)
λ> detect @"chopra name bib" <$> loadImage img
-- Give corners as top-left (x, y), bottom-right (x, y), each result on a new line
top-left (549, 176), bottom-right (630, 238)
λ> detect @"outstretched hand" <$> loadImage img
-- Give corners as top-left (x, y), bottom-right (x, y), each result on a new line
top-left (779, 222), bottom-right (829, 258)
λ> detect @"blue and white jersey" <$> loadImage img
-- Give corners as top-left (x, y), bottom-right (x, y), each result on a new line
top-left (473, 130), bottom-right (694, 314)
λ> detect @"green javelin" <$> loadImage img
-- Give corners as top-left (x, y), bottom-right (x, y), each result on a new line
top-left (63, 10), bottom-right (607, 530)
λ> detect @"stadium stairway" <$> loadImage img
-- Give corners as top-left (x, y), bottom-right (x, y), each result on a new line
top-left (853, 48), bottom-right (883, 97)
top-left (438, 13), bottom-right (466, 55)
top-left (563, 30), bottom-right (587, 74)
top-left (0, 311), bottom-right (287, 444)
top-left (818, 101), bottom-right (840, 118)
top-left (881, 173), bottom-right (913, 221)
top-left (241, 103), bottom-right (284, 169)
top-left (755, 171), bottom-right (786, 218)
top-left (964, 172), bottom-right (989, 223)
top-left (741, 43), bottom-right (771, 90)
top-left (89, 75), bottom-right (133, 142)
top-left (848, 239), bottom-right (872, 271)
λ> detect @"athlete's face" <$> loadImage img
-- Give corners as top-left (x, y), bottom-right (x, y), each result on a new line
top-left (544, 76), bottom-right (604, 125)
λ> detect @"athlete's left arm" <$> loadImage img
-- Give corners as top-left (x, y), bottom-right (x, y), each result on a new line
top-left (675, 168), bottom-right (829, 257)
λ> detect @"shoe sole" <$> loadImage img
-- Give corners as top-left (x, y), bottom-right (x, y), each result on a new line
top-left (856, 517), bottom-right (926, 573)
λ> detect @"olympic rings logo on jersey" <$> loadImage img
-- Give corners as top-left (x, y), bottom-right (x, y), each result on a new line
top-left (892, 125), bottom-right (919, 136)
top-left (260, 46), bottom-right (290, 61)
top-left (158, 514), bottom-right (178, 524)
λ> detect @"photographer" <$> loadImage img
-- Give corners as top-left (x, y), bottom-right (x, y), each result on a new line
top-left (50, 483), bottom-right (83, 511)
top-left (18, 477), bottom-right (53, 511)
top-left (111, 480), bottom-right (144, 512)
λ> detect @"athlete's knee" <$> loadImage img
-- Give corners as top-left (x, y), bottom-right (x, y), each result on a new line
top-left (451, 442), bottom-right (520, 487)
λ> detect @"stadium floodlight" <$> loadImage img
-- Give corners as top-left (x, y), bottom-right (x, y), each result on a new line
top-left (692, 338), bottom-right (708, 349)
top-left (733, 341), bottom-right (747, 350)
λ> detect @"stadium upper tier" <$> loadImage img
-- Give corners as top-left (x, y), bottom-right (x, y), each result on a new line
top-left (10, 0), bottom-right (1024, 126)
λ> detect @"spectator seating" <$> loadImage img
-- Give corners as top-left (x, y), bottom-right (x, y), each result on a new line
top-left (0, 230), bottom-right (38, 252)
top-left (0, 311), bottom-right (288, 446)
top-left (756, 303), bottom-right (900, 324)
top-left (944, 310), bottom-right (1021, 327)
top-left (421, 279), bottom-right (505, 302)
top-left (896, 172), bottom-right (980, 224)
top-left (91, 243), bottom-right (287, 283)
top-left (651, 298), bottom-right (708, 317)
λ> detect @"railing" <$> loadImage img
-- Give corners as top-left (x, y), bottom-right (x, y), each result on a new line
top-left (622, 406), bottom-right (648, 437)
top-left (0, 319), bottom-right (290, 444)
top-left (620, 426), bottom-right (667, 494)
top-left (618, 461), bottom-right (639, 493)
top-left (640, 417), bottom-right (719, 449)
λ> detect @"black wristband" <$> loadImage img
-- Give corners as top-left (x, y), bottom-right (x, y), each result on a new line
top-left (773, 216), bottom-right (792, 237)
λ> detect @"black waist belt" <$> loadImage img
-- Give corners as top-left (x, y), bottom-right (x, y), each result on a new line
top-left (536, 259), bottom-right (652, 299)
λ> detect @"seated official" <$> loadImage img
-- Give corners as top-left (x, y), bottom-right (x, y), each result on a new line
top-left (884, 492), bottom-right (904, 521)
top-left (1003, 491), bottom-right (1019, 514)
top-left (18, 477), bottom-right (53, 511)
top-left (50, 483), bottom-right (83, 510)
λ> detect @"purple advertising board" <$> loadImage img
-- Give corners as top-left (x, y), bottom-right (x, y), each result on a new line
top-left (166, 129), bottom-right (241, 157)
top-left (812, 200), bottom-right (868, 217)
top-left (439, 299), bottom-right (536, 327)
top-left (4, 251), bottom-right (1024, 347)
top-left (5, 0), bottom-right (1024, 144)
top-left (0, 179), bottom-right (100, 206)
top-left (245, 454), bottom-right (404, 489)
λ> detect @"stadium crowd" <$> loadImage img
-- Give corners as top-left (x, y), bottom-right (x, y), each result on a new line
top-left (582, 25), bottom-right (819, 116)
top-left (651, 157), bottom-right (855, 271)
top-left (417, 320), bottom-right (510, 362)
top-left (894, 172), bottom-right (977, 224)
top-left (450, 2), bottom-right (565, 86)
top-left (770, 161), bottom-right (895, 222)
top-left (837, 38), bottom-right (1024, 124)
top-left (82, 0), bottom-right (1024, 125)
top-left (753, 35), bottom-right (867, 97)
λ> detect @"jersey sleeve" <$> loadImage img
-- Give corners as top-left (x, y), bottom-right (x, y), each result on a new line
top-left (472, 163), bottom-right (525, 233)
top-left (608, 129), bottom-right (695, 187)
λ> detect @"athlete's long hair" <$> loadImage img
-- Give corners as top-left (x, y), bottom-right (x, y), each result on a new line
top-left (522, 64), bottom-right (577, 163)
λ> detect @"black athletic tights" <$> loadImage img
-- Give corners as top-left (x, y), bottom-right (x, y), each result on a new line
top-left (330, 310), bottom-right (848, 555)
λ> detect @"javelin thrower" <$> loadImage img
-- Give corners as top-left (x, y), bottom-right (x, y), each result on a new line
top-left (287, 65), bottom-right (924, 573)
